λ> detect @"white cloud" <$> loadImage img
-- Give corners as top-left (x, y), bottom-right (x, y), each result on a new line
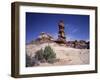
top-left (72, 28), bottom-right (78, 33)
top-left (52, 33), bottom-right (58, 39)
top-left (66, 35), bottom-right (74, 41)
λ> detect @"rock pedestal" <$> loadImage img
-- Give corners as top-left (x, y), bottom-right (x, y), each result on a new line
top-left (57, 20), bottom-right (66, 44)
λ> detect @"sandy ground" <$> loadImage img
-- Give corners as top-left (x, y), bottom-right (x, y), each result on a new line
top-left (26, 42), bottom-right (89, 66)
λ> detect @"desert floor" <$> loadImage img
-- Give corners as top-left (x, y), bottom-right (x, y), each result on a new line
top-left (26, 42), bottom-right (89, 66)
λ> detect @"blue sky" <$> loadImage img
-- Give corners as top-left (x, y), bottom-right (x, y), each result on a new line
top-left (26, 12), bottom-right (89, 43)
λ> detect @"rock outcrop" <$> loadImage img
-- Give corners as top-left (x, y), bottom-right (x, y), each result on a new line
top-left (30, 32), bottom-right (54, 44)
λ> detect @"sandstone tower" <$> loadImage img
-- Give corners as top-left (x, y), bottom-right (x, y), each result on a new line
top-left (57, 20), bottom-right (66, 44)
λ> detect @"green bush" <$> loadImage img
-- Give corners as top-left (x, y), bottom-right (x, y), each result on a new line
top-left (26, 53), bottom-right (40, 67)
top-left (26, 54), bottom-right (32, 67)
top-left (34, 45), bottom-right (56, 63)
top-left (35, 49), bottom-right (45, 62)
top-left (43, 45), bottom-right (56, 62)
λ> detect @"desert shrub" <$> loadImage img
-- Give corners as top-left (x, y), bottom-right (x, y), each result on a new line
top-left (34, 49), bottom-right (46, 63)
top-left (26, 53), bottom-right (40, 67)
top-left (31, 57), bottom-right (40, 66)
top-left (43, 45), bottom-right (56, 63)
top-left (34, 45), bottom-right (56, 64)
top-left (26, 54), bottom-right (32, 67)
